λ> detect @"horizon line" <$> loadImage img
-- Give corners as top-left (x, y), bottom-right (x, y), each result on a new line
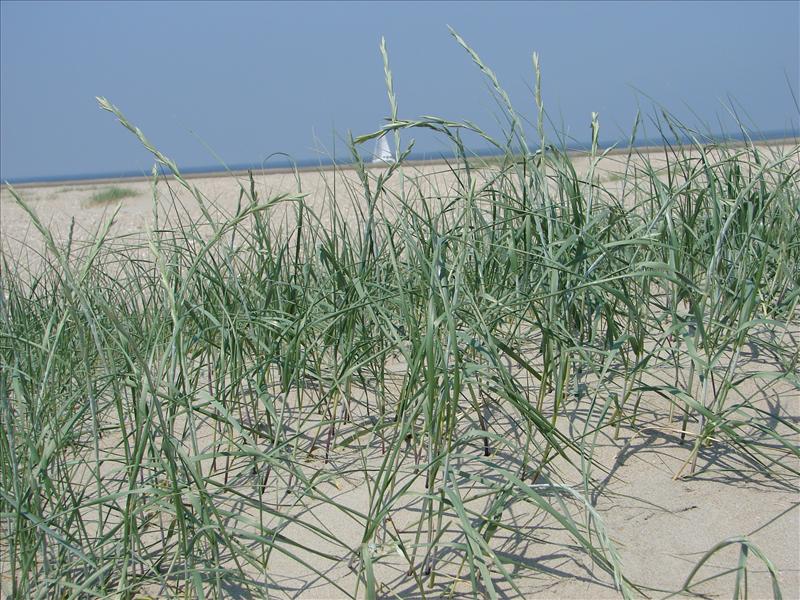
top-left (2, 127), bottom-right (797, 187)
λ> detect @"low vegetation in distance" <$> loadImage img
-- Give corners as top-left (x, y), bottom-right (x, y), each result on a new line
top-left (89, 185), bottom-right (138, 205)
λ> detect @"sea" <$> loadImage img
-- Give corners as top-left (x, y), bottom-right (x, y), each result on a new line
top-left (3, 128), bottom-right (796, 186)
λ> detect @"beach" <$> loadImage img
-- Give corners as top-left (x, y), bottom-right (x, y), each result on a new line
top-left (4, 139), bottom-right (797, 253)
top-left (1, 141), bottom-right (798, 599)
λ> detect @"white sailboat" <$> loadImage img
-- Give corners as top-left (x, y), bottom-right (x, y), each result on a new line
top-left (372, 135), bottom-right (395, 164)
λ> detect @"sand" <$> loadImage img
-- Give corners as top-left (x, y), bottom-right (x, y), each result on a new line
top-left (3, 142), bottom-right (797, 260)
top-left (1, 144), bottom-right (798, 599)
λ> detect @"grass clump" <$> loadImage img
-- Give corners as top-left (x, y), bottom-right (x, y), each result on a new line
top-left (89, 185), bottom-right (137, 204)
top-left (0, 32), bottom-right (798, 599)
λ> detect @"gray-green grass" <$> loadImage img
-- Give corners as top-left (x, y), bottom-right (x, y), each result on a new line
top-left (1, 32), bottom-right (798, 599)
top-left (89, 185), bottom-right (138, 204)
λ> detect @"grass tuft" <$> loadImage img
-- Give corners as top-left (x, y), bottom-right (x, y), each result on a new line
top-left (89, 185), bottom-right (137, 204)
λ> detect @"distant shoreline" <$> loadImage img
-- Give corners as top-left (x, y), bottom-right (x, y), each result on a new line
top-left (3, 135), bottom-right (796, 190)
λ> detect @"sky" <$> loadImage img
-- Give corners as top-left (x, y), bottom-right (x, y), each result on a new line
top-left (1, 0), bottom-right (798, 181)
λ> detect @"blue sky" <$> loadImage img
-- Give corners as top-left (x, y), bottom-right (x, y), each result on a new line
top-left (1, 1), bottom-right (798, 181)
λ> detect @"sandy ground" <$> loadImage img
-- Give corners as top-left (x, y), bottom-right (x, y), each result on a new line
top-left (3, 142), bottom-right (797, 263)
top-left (23, 356), bottom-right (794, 600)
top-left (1, 144), bottom-right (798, 599)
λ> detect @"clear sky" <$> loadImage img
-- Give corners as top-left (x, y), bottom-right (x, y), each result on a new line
top-left (1, 0), bottom-right (798, 181)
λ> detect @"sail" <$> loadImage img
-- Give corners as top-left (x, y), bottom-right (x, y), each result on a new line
top-left (372, 135), bottom-right (395, 164)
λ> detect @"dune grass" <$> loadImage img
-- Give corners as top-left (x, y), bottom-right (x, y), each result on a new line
top-left (1, 33), bottom-right (798, 599)
top-left (89, 185), bottom-right (137, 204)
